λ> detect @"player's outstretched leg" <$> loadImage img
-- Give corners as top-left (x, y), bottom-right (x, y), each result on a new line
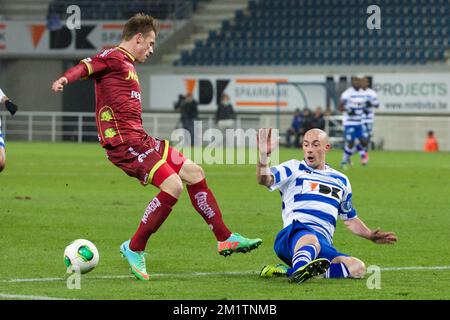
top-left (260, 263), bottom-right (289, 278)
top-left (120, 240), bottom-right (149, 281)
top-left (324, 256), bottom-right (366, 279)
top-left (218, 232), bottom-right (262, 257)
top-left (121, 172), bottom-right (181, 281)
top-left (180, 159), bottom-right (262, 256)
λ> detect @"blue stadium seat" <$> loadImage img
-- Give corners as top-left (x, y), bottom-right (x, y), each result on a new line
top-left (174, 0), bottom-right (450, 66)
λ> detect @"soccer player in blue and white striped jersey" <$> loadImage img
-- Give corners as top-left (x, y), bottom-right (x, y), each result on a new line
top-left (257, 128), bottom-right (397, 283)
top-left (356, 77), bottom-right (379, 165)
top-left (339, 76), bottom-right (369, 169)
top-left (0, 87), bottom-right (19, 172)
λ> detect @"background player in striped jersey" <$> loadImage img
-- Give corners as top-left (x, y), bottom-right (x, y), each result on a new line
top-left (356, 76), bottom-right (379, 165)
top-left (52, 14), bottom-right (261, 281)
top-left (257, 128), bottom-right (397, 283)
top-left (339, 75), bottom-right (368, 169)
top-left (0, 87), bottom-right (19, 172)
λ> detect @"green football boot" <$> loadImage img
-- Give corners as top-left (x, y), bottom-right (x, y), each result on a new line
top-left (120, 240), bottom-right (149, 281)
top-left (288, 258), bottom-right (330, 284)
top-left (218, 233), bottom-right (262, 256)
top-left (260, 264), bottom-right (289, 278)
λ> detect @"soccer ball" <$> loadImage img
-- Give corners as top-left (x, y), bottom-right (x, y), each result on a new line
top-left (64, 239), bottom-right (99, 274)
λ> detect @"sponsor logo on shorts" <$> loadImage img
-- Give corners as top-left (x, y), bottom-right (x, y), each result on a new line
top-left (127, 140), bottom-right (161, 163)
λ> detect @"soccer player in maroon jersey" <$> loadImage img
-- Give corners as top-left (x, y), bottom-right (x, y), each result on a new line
top-left (51, 14), bottom-right (261, 281)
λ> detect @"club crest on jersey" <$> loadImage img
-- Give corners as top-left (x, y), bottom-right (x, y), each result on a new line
top-left (125, 70), bottom-right (139, 83)
top-left (104, 128), bottom-right (117, 138)
top-left (341, 200), bottom-right (353, 212)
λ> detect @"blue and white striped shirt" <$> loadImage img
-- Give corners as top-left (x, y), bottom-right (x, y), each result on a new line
top-left (340, 87), bottom-right (366, 127)
top-left (269, 159), bottom-right (357, 244)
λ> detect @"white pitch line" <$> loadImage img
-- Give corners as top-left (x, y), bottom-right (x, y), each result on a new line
top-left (0, 293), bottom-right (75, 300)
top-left (380, 266), bottom-right (450, 271)
top-left (1, 266), bottom-right (449, 284)
top-left (1, 271), bottom-right (256, 283)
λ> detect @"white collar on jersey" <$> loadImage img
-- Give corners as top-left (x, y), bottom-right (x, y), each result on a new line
top-left (301, 159), bottom-right (331, 173)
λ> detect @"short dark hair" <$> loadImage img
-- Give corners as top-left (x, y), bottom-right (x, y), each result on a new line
top-left (122, 13), bottom-right (159, 41)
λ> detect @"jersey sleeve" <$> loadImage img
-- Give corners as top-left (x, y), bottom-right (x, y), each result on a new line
top-left (268, 159), bottom-right (298, 192)
top-left (338, 179), bottom-right (357, 220)
top-left (80, 56), bottom-right (109, 79)
top-left (340, 89), bottom-right (349, 105)
top-left (370, 90), bottom-right (380, 108)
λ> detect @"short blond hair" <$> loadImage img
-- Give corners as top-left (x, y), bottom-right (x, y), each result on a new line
top-left (122, 13), bottom-right (159, 41)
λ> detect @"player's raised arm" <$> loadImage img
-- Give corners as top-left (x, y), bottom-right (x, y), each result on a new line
top-left (51, 56), bottom-right (109, 93)
top-left (256, 128), bottom-right (275, 187)
top-left (51, 76), bottom-right (68, 92)
top-left (344, 217), bottom-right (398, 244)
top-left (51, 62), bottom-right (88, 93)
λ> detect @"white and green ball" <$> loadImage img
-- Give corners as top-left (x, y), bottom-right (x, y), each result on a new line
top-left (64, 239), bottom-right (99, 274)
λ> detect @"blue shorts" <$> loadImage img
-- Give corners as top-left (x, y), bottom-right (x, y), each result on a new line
top-left (274, 220), bottom-right (348, 266)
top-left (344, 125), bottom-right (364, 143)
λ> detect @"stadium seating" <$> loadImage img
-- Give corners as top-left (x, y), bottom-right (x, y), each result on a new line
top-left (48, 0), bottom-right (196, 20)
top-left (175, 0), bottom-right (450, 66)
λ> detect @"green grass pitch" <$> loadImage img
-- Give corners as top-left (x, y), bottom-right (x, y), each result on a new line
top-left (1, 142), bottom-right (450, 300)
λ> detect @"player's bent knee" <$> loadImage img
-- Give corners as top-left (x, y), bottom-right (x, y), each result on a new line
top-left (191, 163), bottom-right (205, 181)
top-left (180, 160), bottom-right (205, 184)
top-left (348, 258), bottom-right (366, 278)
top-left (159, 174), bottom-right (183, 198)
top-left (295, 234), bottom-right (321, 253)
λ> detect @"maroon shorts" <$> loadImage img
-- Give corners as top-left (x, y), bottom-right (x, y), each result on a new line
top-left (106, 136), bottom-right (187, 187)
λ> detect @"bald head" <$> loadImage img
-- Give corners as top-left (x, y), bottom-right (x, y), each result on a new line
top-left (302, 129), bottom-right (330, 170)
top-left (304, 129), bottom-right (329, 144)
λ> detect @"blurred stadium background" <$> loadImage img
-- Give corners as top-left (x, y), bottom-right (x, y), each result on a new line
top-left (0, 0), bottom-right (449, 150)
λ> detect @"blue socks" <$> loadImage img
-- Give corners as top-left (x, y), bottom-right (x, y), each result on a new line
top-left (325, 263), bottom-right (350, 278)
top-left (291, 244), bottom-right (318, 272)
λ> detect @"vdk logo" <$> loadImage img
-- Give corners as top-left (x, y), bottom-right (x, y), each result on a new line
top-left (184, 78), bottom-right (230, 106)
